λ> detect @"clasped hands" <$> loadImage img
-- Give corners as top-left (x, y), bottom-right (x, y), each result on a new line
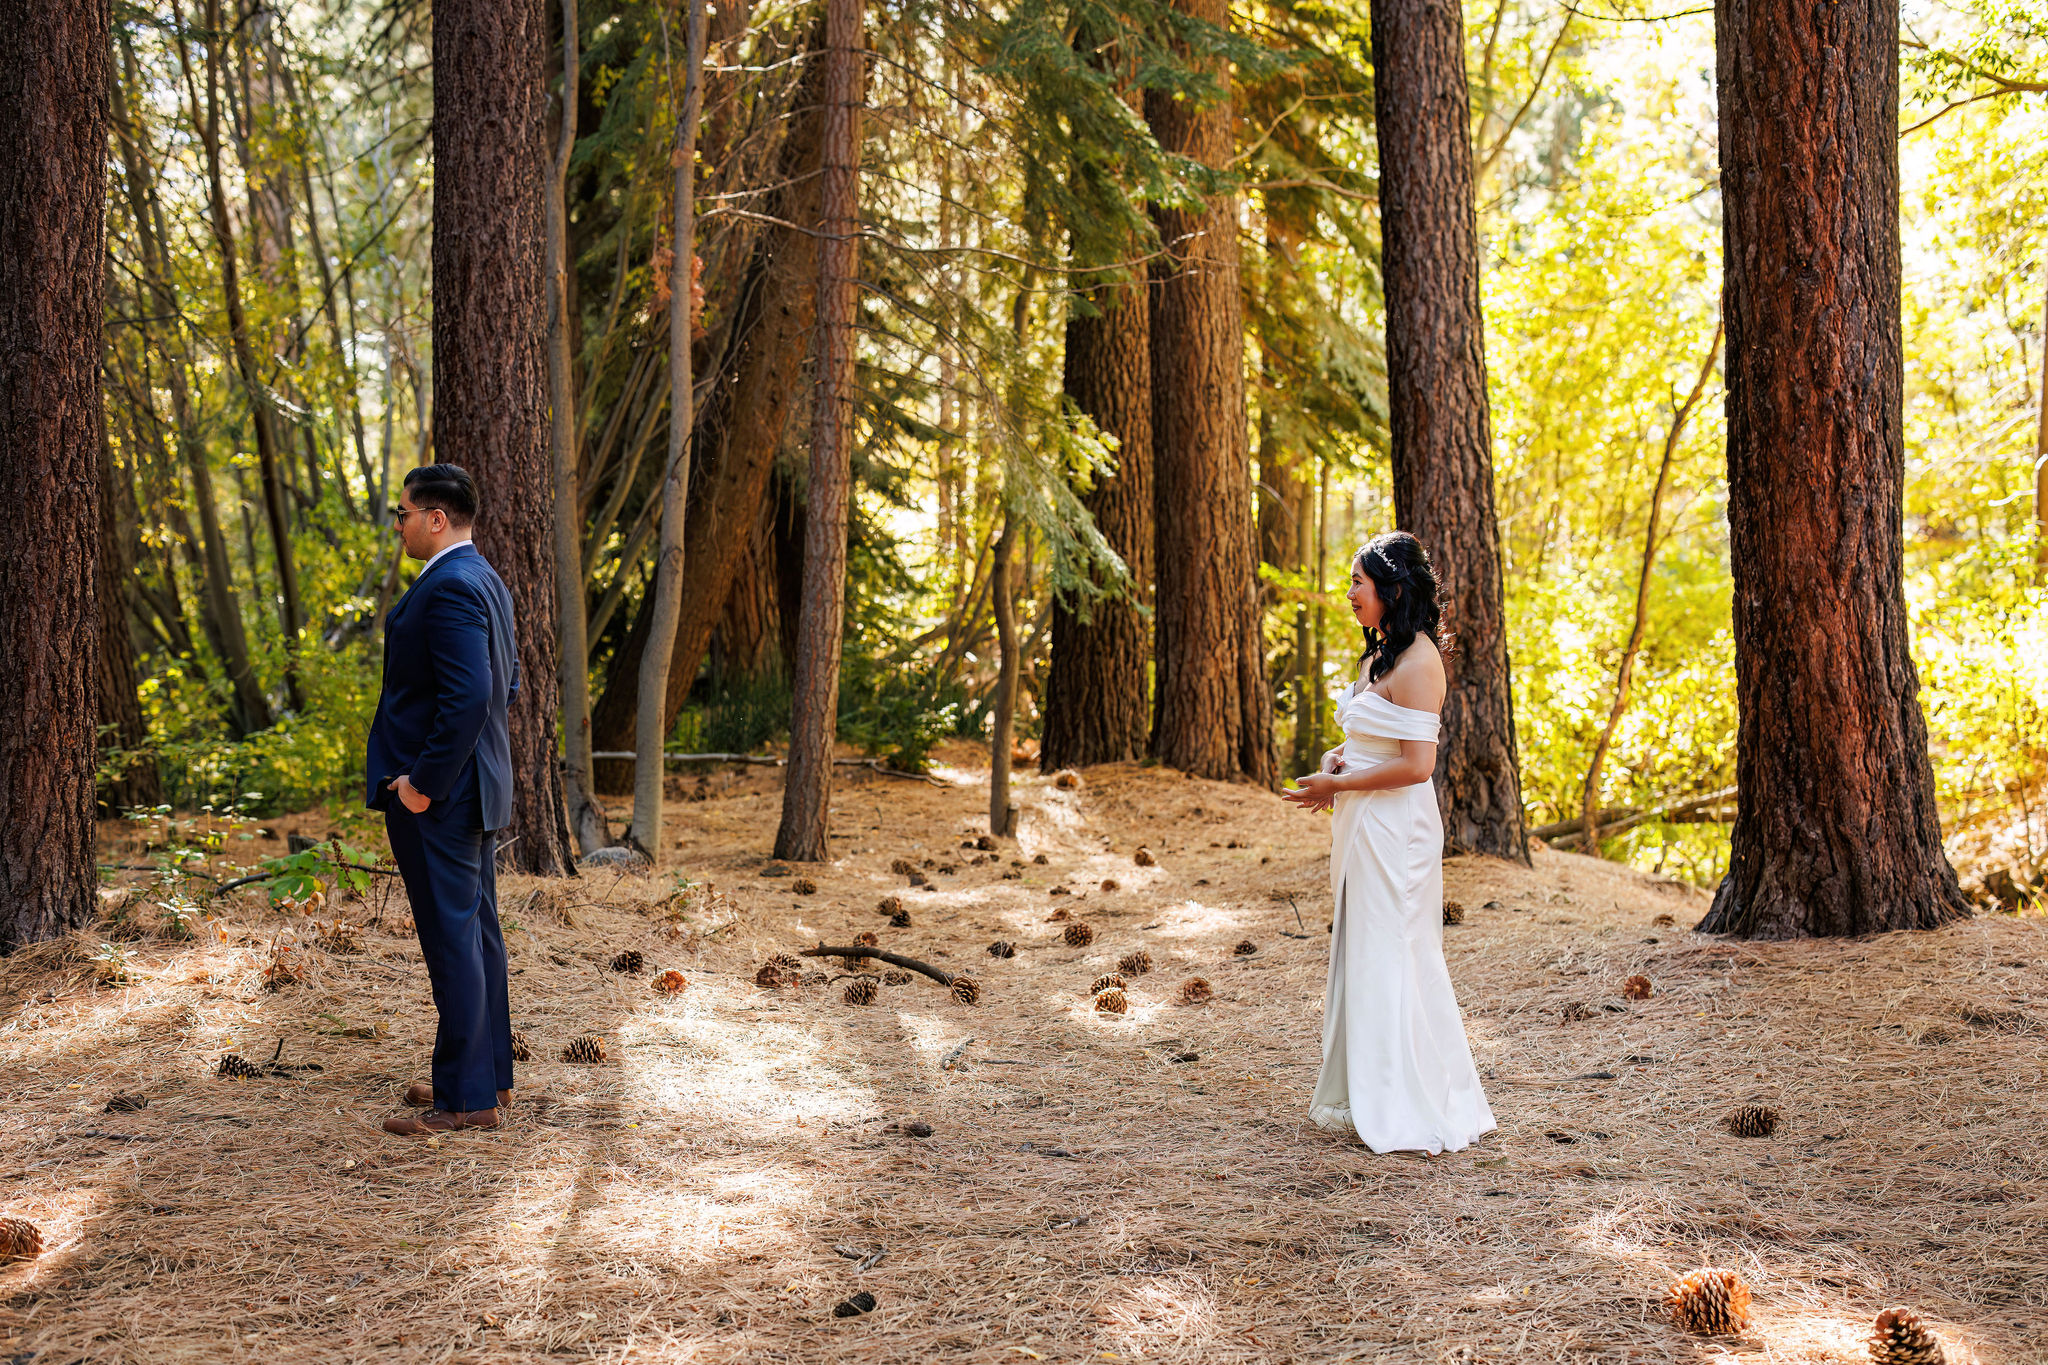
top-left (1281, 747), bottom-right (1347, 813)
top-left (388, 773), bottom-right (431, 814)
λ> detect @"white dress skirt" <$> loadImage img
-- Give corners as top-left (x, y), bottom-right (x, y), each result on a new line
top-left (1309, 686), bottom-right (1497, 1153)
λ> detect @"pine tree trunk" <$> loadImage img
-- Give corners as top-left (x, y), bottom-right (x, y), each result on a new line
top-left (586, 22), bottom-right (829, 791)
top-left (988, 518), bottom-right (1021, 834)
top-left (775, 0), bottom-right (862, 862)
top-left (435, 0), bottom-right (574, 876)
top-left (1144, 0), bottom-right (1275, 787)
top-left (1699, 0), bottom-right (1967, 938)
top-left (1042, 275), bottom-right (1153, 769)
top-left (1370, 0), bottom-right (1527, 860)
top-left (0, 0), bottom-right (108, 950)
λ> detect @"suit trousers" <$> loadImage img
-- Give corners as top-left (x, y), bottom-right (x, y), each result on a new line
top-left (385, 782), bottom-right (514, 1111)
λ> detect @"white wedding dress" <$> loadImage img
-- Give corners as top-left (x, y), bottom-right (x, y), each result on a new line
top-left (1309, 684), bottom-right (1497, 1153)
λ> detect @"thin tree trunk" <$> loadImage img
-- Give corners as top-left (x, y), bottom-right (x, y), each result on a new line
top-left (1370, 0), bottom-right (1527, 860)
top-left (546, 0), bottom-right (608, 856)
top-left (1043, 271), bottom-right (1153, 769)
top-left (630, 0), bottom-right (709, 858)
top-left (988, 517), bottom-right (1020, 835)
top-left (1290, 459), bottom-right (1315, 770)
top-left (182, 0), bottom-right (306, 711)
top-left (435, 0), bottom-right (574, 876)
top-left (0, 0), bottom-right (107, 949)
top-left (1144, 0), bottom-right (1275, 787)
top-left (96, 425), bottom-right (160, 811)
top-left (1313, 460), bottom-right (1328, 747)
top-left (2035, 265), bottom-right (2048, 569)
top-left (1699, 0), bottom-right (1968, 938)
top-left (1579, 322), bottom-right (1721, 853)
top-left (774, 0), bottom-right (862, 862)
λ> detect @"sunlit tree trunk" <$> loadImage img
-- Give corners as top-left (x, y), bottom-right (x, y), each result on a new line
top-left (0, 0), bottom-right (107, 949)
top-left (1145, 0), bottom-right (1274, 786)
top-left (97, 428), bottom-right (160, 812)
top-left (1370, 0), bottom-right (1526, 859)
top-left (435, 0), bottom-right (574, 875)
top-left (775, 0), bottom-right (862, 861)
top-left (1700, 0), bottom-right (1967, 938)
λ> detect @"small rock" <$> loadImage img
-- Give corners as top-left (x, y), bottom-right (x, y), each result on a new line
top-left (906, 1121), bottom-right (933, 1138)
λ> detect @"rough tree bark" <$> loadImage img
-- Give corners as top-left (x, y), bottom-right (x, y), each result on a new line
top-left (435, 0), bottom-right (575, 876)
top-left (1042, 273), bottom-right (1153, 770)
top-left (774, 0), bottom-right (862, 861)
top-left (587, 24), bottom-right (829, 791)
top-left (546, 0), bottom-right (609, 855)
top-left (1699, 0), bottom-right (1968, 938)
top-left (1370, 0), bottom-right (1527, 859)
top-left (1144, 0), bottom-right (1275, 786)
top-left (1, 0), bottom-right (108, 950)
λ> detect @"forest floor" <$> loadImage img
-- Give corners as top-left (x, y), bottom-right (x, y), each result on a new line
top-left (4, 743), bottom-right (2046, 1364)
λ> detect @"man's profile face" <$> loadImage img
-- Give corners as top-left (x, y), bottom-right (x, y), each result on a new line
top-left (394, 489), bottom-right (444, 561)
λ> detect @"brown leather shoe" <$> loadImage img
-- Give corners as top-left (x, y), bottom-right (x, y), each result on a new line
top-left (383, 1107), bottom-right (499, 1137)
top-left (404, 1083), bottom-right (514, 1109)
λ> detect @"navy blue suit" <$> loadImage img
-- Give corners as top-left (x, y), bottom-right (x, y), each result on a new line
top-left (365, 543), bottom-right (519, 1112)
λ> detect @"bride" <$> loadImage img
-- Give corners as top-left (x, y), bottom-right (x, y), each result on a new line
top-left (1281, 531), bottom-right (1496, 1154)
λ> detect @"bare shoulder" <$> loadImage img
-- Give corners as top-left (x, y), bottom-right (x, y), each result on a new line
top-left (1384, 637), bottom-right (1446, 713)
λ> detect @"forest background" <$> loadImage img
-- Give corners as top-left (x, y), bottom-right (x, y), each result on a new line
top-left (92, 0), bottom-right (2048, 892)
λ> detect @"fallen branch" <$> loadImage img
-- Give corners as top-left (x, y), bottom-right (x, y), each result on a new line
top-left (801, 942), bottom-right (958, 986)
top-left (1532, 786), bottom-right (1736, 843)
top-left (589, 752), bottom-right (951, 786)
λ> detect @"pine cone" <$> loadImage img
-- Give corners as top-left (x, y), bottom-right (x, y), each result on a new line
top-left (652, 970), bottom-right (688, 995)
top-left (1047, 906), bottom-right (1072, 923)
top-left (1050, 886), bottom-right (1071, 897)
top-left (856, 931), bottom-right (879, 948)
top-left (833, 1290), bottom-right (878, 1318)
top-left (1652, 913), bottom-right (1676, 928)
top-left (845, 977), bottom-right (878, 1006)
top-left (510, 1031), bottom-right (534, 1062)
top-left (1101, 879), bottom-right (1120, 892)
top-left (1090, 973), bottom-right (1127, 996)
top-left (755, 961), bottom-right (791, 988)
top-left (609, 949), bottom-right (645, 974)
top-left (217, 1053), bottom-right (261, 1079)
top-left (563, 1035), bottom-right (606, 1064)
top-left (1869, 1307), bottom-right (1948, 1365)
top-left (0, 1216), bottom-right (44, 1263)
top-left (908, 870), bottom-right (929, 887)
top-left (1623, 974), bottom-right (1653, 1000)
top-left (889, 908), bottom-right (912, 928)
top-left (877, 895), bottom-right (903, 917)
top-left (1232, 940), bottom-right (1258, 956)
top-left (1724, 1104), bottom-right (1780, 1138)
top-left (950, 976), bottom-right (980, 1005)
top-left (975, 834), bottom-right (995, 850)
top-left (1063, 922), bottom-right (1095, 947)
top-left (987, 940), bottom-right (1016, 959)
top-left (1134, 848), bottom-right (1156, 867)
top-left (791, 877), bottom-right (818, 895)
top-left (1664, 1268), bottom-right (1752, 1335)
top-left (770, 951), bottom-right (802, 971)
top-left (882, 969), bottom-right (912, 985)
top-left (1117, 950), bottom-right (1153, 977)
top-left (1094, 988), bottom-right (1129, 1015)
top-left (105, 1093), bottom-right (147, 1113)
top-left (1180, 977), bottom-right (1213, 1005)
top-left (1561, 1000), bottom-right (1596, 1023)
top-left (889, 858), bottom-right (915, 876)
top-left (1033, 853), bottom-right (1049, 865)
top-left (1054, 770), bottom-right (1080, 789)
top-left (1443, 901), bottom-right (1466, 925)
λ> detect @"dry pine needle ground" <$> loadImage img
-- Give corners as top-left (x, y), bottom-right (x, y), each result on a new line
top-left (2, 743), bottom-right (2044, 1363)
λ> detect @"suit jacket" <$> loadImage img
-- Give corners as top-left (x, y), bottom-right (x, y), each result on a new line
top-left (364, 542), bottom-right (519, 831)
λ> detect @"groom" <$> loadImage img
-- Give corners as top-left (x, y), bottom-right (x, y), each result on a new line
top-left (367, 464), bottom-right (519, 1136)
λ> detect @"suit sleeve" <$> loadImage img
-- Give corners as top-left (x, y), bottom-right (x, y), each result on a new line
top-left (407, 578), bottom-right (494, 803)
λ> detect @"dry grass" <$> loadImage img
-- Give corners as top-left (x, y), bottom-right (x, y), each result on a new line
top-left (3, 744), bottom-right (2045, 1363)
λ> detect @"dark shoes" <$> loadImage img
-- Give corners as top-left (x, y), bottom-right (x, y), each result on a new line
top-left (404, 1083), bottom-right (513, 1109)
top-left (383, 1106), bottom-right (499, 1137)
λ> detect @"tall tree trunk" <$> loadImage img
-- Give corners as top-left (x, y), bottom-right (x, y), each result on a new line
top-left (1290, 461), bottom-right (1316, 770)
top-left (1144, 0), bottom-right (1274, 786)
top-left (2035, 265), bottom-right (2048, 569)
top-left (1042, 273), bottom-right (1153, 769)
top-left (183, 0), bottom-right (305, 711)
top-left (1699, 0), bottom-right (1967, 938)
top-left (435, 0), bottom-right (574, 876)
top-left (0, 0), bottom-right (107, 950)
top-left (630, 0), bottom-right (708, 857)
top-left (1370, 0), bottom-right (1526, 860)
top-left (1579, 322), bottom-right (1720, 852)
top-left (96, 427), bottom-right (160, 812)
top-left (988, 517), bottom-right (1020, 834)
top-left (546, 0), bottom-right (608, 855)
top-left (588, 21), bottom-right (829, 792)
top-left (113, 34), bottom-right (273, 735)
top-left (774, 0), bottom-right (862, 862)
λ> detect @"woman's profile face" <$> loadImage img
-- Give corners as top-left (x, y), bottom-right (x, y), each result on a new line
top-left (1347, 561), bottom-right (1383, 630)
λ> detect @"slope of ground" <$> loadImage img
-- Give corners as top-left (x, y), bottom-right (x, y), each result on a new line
top-left (3, 746), bottom-right (2044, 1363)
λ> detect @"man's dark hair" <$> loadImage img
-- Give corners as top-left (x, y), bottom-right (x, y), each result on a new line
top-left (402, 464), bottom-right (478, 526)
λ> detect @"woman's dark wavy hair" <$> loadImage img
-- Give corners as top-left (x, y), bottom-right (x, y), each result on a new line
top-left (1353, 531), bottom-right (1452, 683)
